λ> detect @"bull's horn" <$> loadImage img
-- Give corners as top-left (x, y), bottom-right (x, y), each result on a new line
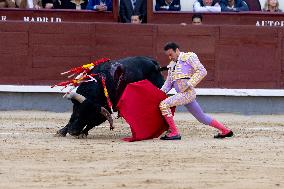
top-left (64, 92), bottom-right (86, 103)
top-left (100, 107), bottom-right (114, 130)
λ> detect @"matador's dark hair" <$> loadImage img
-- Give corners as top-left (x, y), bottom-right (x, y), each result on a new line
top-left (164, 42), bottom-right (179, 51)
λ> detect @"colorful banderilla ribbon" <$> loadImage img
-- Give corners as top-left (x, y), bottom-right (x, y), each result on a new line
top-left (100, 75), bottom-right (113, 112)
top-left (51, 57), bottom-right (113, 111)
top-left (51, 73), bottom-right (97, 89)
top-left (61, 58), bottom-right (110, 78)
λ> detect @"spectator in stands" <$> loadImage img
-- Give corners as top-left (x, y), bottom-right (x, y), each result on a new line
top-left (0, 0), bottom-right (16, 7)
top-left (220, 0), bottom-right (249, 11)
top-left (155, 0), bottom-right (181, 11)
top-left (131, 14), bottom-right (143, 24)
top-left (192, 13), bottom-right (203, 25)
top-left (60, 0), bottom-right (88, 9)
top-left (16, 0), bottom-right (42, 9)
top-left (193, 0), bottom-right (221, 12)
top-left (86, 0), bottom-right (112, 11)
top-left (262, 0), bottom-right (282, 12)
top-left (42, 0), bottom-right (61, 8)
top-left (119, 0), bottom-right (147, 23)
top-left (181, 13), bottom-right (203, 26)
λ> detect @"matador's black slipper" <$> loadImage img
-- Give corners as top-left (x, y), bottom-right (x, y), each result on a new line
top-left (160, 134), bottom-right (182, 140)
top-left (214, 131), bottom-right (234, 139)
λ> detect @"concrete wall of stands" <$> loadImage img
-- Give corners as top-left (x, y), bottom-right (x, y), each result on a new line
top-left (0, 21), bottom-right (284, 89)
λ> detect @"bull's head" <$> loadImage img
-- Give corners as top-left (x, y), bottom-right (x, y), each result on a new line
top-left (65, 92), bottom-right (114, 131)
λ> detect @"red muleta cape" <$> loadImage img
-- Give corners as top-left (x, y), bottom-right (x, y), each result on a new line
top-left (117, 79), bottom-right (174, 142)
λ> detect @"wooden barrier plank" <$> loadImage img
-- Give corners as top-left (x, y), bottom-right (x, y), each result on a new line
top-left (92, 23), bottom-right (155, 58)
top-left (0, 55), bottom-right (32, 84)
top-left (0, 42), bottom-right (28, 56)
top-left (219, 26), bottom-right (278, 41)
top-left (92, 47), bottom-right (155, 59)
top-left (31, 67), bottom-right (69, 81)
top-left (32, 56), bottom-right (91, 68)
top-left (217, 25), bottom-right (281, 87)
top-left (0, 21), bottom-right (283, 89)
top-left (29, 22), bottom-right (91, 34)
top-left (216, 45), bottom-right (278, 70)
top-left (31, 45), bottom-right (92, 57)
top-left (30, 33), bottom-right (90, 45)
top-left (0, 22), bottom-right (29, 32)
top-left (95, 23), bottom-right (154, 36)
top-left (0, 29), bottom-right (28, 56)
top-left (0, 32), bottom-right (28, 44)
top-left (157, 24), bottom-right (219, 36)
top-left (95, 35), bottom-right (153, 47)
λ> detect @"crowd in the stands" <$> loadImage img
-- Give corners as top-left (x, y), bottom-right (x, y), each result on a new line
top-left (0, 0), bottom-right (281, 24)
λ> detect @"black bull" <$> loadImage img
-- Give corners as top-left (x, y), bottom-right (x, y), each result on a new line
top-left (55, 56), bottom-right (167, 137)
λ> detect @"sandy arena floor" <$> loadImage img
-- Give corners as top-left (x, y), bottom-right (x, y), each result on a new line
top-left (0, 111), bottom-right (283, 189)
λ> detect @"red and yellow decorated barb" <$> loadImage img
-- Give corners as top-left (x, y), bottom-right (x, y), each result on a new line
top-left (101, 75), bottom-right (113, 111)
top-left (51, 74), bottom-right (97, 89)
top-left (61, 58), bottom-right (110, 76)
top-left (51, 80), bottom-right (79, 89)
top-left (52, 57), bottom-right (113, 111)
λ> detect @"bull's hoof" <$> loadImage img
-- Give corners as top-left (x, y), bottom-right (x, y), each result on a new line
top-left (75, 130), bottom-right (89, 139)
top-left (68, 129), bottom-right (81, 137)
top-left (54, 128), bottom-right (68, 137)
top-left (76, 133), bottom-right (88, 139)
top-left (81, 130), bottom-right (89, 136)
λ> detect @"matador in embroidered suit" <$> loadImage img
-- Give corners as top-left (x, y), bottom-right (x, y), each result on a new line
top-left (159, 42), bottom-right (233, 140)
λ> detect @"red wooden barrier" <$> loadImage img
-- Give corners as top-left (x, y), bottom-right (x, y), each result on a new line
top-left (0, 21), bottom-right (283, 89)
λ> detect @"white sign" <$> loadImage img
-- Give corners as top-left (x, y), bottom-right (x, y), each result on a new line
top-left (1, 16), bottom-right (7, 21)
top-left (0, 15), bottom-right (62, 22)
top-left (23, 17), bottom-right (62, 22)
top-left (256, 20), bottom-right (284, 27)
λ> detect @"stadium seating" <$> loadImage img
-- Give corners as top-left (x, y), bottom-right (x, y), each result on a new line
top-left (152, 0), bottom-right (283, 11)
top-left (245, 0), bottom-right (261, 11)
